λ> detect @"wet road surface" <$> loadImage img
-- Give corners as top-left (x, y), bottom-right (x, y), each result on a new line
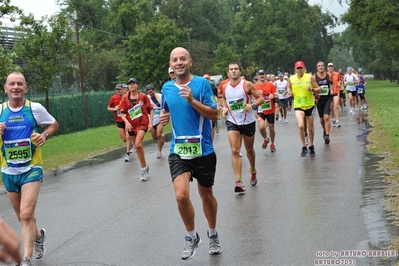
top-left (1, 107), bottom-right (398, 266)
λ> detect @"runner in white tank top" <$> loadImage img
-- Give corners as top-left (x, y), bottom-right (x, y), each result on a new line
top-left (221, 62), bottom-right (264, 194)
top-left (224, 79), bottom-right (256, 125)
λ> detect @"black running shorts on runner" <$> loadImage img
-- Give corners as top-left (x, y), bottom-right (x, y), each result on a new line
top-left (225, 120), bottom-right (256, 136)
top-left (279, 98), bottom-right (289, 108)
top-left (168, 152), bottom-right (217, 188)
top-left (316, 96), bottom-right (333, 117)
top-left (257, 113), bottom-right (275, 124)
top-left (339, 90), bottom-right (345, 99)
top-left (294, 106), bottom-right (315, 117)
top-left (116, 121), bottom-right (125, 129)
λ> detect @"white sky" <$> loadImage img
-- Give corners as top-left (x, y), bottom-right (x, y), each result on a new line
top-left (11, 0), bottom-right (60, 18)
top-left (3, 0), bottom-right (349, 32)
top-left (308, 0), bottom-right (349, 32)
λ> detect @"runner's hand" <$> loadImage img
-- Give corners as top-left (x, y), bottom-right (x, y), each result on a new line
top-left (0, 219), bottom-right (21, 264)
top-left (159, 110), bottom-right (170, 126)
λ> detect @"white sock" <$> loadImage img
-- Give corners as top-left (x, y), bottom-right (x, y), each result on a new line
top-left (187, 230), bottom-right (197, 239)
top-left (208, 228), bottom-right (217, 237)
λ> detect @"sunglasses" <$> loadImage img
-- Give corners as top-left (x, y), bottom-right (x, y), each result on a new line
top-left (296, 67), bottom-right (303, 70)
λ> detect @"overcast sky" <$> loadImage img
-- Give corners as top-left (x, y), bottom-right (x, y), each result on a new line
top-left (4, 0), bottom-right (349, 32)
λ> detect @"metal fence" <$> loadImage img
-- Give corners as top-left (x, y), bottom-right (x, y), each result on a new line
top-left (31, 90), bottom-right (115, 135)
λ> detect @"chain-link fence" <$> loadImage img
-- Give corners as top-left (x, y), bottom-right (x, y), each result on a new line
top-left (31, 89), bottom-right (115, 135)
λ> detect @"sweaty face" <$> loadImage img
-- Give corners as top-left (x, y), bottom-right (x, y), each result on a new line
top-left (169, 48), bottom-right (192, 79)
top-left (317, 63), bottom-right (325, 72)
top-left (227, 64), bottom-right (241, 80)
top-left (258, 73), bottom-right (266, 82)
top-left (4, 73), bottom-right (28, 103)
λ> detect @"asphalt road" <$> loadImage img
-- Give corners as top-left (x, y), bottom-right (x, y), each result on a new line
top-left (1, 107), bottom-right (398, 266)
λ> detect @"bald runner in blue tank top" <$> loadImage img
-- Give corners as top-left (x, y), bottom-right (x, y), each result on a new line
top-left (161, 76), bottom-right (218, 158)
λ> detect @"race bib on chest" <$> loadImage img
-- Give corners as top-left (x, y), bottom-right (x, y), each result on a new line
top-left (228, 98), bottom-right (245, 112)
top-left (128, 103), bottom-right (143, 120)
top-left (117, 109), bottom-right (121, 117)
top-left (357, 88), bottom-right (363, 93)
top-left (319, 85), bottom-right (329, 96)
top-left (258, 100), bottom-right (271, 112)
top-left (347, 82), bottom-right (353, 86)
top-left (278, 89), bottom-right (285, 95)
top-left (174, 136), bottom-right (202, 159)
top-left (153, 107), bottom-right (161, 116)
top-left (4, 138), bottom-right (32, 164)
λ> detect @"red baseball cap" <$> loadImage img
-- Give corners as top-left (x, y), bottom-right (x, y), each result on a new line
top-left (295, 61), bottom-right (305, 68)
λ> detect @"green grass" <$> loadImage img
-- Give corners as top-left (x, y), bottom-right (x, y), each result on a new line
top-left (365, 79), bottom-right (399, 253)
top-left (366, 79), bottom-right (399, 178)
top-left (41, 123), bottom-right (171, 171)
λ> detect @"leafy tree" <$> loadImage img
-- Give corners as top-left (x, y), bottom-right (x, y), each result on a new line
top-left (107, 0), bottom-right (155, 37)
top-left (119, 15), bottom-right (189, 89)
top-left (82, 48), bottom-right (123, 90)
top-left (341, 0), bottom-right (399, 81)
top-left (0, 0), bottom-right (21, 21)
top-left (0, 46), bottom-right (21, 100)
top-left (214, 43), bottom-right (241, 78)
top-left (14, 14), bottom-right (77, 110)
top-left (229, 0), bottom-right (336, 74)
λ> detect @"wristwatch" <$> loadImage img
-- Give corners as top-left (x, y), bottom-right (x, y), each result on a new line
top-left (252, 103), bottom-right (256, 109)
top-left (43, 132), bottom-right (49, 140)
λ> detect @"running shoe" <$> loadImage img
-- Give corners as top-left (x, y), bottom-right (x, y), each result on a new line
top-left (270, 144), bottom-right (276, 152)
top-left (181, 233), bottom-right (202, 260)
top-left (309, 145), bottom-right (316, 157)
top-left (20, 257), bottom-right (32, 266)
top-left (278, 116), bottom-right (282, 122)
top-left (324, 135), bottom-right (330, 145)
top-left (332, 121), bottom-right (336, 127)
top-left (157, 151), bottom-right (162, 159)
top-left (124, 154), bottom-right (130, 162)
top-left (335, 121), bottom-right (341, 128)
top-left (207, 231), bottom-right (222, 255)
top-left (239, 149), bottom-right (243, 157)
top-left (301, 146), bottom-right (308, 157)
top-left (284, 118), bottom-right (288, 123)
top-left (262, 138), bottom-right (269, 149)
top-left (249, 171), bottom-right (257, 186)
top-left (349, 109), bottom-right (353, 114)
top-left (35, 228), bottom-right (46, 259)
top-left (140, 166), bottom-right (150, 181)
top-left (234, 180), bottom-right (246, 193)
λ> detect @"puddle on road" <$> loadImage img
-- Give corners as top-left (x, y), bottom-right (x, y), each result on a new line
top-left (357, 110), bottom-right (399, 265)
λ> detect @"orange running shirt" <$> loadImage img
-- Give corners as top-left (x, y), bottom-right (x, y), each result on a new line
top-left (254, 81), bottom-right (277, 115)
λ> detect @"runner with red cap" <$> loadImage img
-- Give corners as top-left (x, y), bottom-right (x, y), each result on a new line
top-left (287, 61), bottom-right (320, 157)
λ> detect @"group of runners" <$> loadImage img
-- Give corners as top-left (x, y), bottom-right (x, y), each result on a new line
top-left (0, 48), bottom-right (370, 265)
top-left (107, 78), bottom-right (168, 181)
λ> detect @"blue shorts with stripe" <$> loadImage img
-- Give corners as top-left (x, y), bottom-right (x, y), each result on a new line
top-left (1, 167), bottom-right (43, 193)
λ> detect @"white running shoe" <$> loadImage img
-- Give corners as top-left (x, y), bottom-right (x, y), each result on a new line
top-left (140, 166), bottom-right (150, 181)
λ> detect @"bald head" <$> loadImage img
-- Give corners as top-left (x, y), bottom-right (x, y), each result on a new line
top-left (169, 47), bottom-right (192, 81)
top-left (170, 47), bottom-right (191, 60)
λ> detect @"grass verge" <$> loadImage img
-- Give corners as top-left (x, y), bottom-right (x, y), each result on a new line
top-left (41, 123), bottom-right (171, 171)
top-left (365, 79), bottom-right (399, 252)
